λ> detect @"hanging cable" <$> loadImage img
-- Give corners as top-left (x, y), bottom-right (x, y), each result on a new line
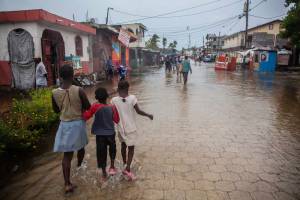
top-left (112, 0), bottom-right (244, 24)
top-left (249, 0), bottom-right (267, 12)
top-left (113, 0), bottom-right (243, 20)
top-left (249, 14), bottom-right (286, 19)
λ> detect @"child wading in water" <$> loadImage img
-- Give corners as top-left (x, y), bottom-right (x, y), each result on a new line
top-left (52, 65), bottom-right (91, 194)
top-left (112, 80), bottom-right (153, 180)
top-left (83, 88), bottom-right (120, 179)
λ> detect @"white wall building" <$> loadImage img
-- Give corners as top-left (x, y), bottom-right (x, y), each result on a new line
top-left (0, 9), bottom-right (96, 87)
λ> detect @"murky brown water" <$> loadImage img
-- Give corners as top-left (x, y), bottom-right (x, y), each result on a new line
top-left (1, 63), bottom-right (300, 200)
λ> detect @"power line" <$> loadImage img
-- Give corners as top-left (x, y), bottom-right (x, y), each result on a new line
top-left (113, 0), bottom-right (221, 24)
top-left (112, 0), bottom-right (244, 24)
top-left (249, 0), bottom-right (267, 12)
top-left (163, 16), bottom-right (238, 38)
top-left (113, 0), bottom-right (243, 20)
top-left (249, 14), bottom-right (286, 19)
top-left (166, 15), bottom-right (239, 35)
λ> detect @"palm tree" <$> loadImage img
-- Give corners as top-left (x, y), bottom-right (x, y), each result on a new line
top-left (173, 40), bottom-right (178, 49)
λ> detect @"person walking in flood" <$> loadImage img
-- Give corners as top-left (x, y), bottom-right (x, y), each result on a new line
top-left (111, 80), bottom-right (153, 180)
top-left (83, 87), bottom-right (120, 180)
top-left (182, 56), bottom-right (192, 85)
top-left (35, 58), bottom-right (48, 88)
top-left (165, 56), bottom-right (172, 73)
top-left (52, 65), bottom-right (91, 194)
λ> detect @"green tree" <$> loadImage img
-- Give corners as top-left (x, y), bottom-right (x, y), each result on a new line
top-left (280, 0), bottom-right (300, 47)
top-left (168, 40), bottom-right (178, 49)
top-left (146, 34), bottom-right (160, 49)
top-left (168, 42), bottom-right (174, 48)
top-left (173, 40), bottom-right (178, 48)
top-left (162, 37), bottom-right (167, 49)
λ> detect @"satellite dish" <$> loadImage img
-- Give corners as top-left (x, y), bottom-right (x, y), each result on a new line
top-left (90, 18), bottom-right (98, 23)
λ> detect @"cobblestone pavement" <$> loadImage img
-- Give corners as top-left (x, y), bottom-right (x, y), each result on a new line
top-left (1, 63), bottom-right (300, 200)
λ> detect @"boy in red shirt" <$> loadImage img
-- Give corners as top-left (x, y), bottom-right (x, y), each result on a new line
top-left (83, 87), bottom-right (119, 179)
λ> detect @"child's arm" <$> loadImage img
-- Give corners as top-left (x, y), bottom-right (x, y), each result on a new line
top-left (52, 95), bottom-right (60, 113)
top-left (79, 88), bottom-right (91, 111)
top-left (82, 103), bottom-right (100, 121)
top-left (134, 104), bottom-right (153, 120)
top-left (112, 105), bottom-right (120, 124)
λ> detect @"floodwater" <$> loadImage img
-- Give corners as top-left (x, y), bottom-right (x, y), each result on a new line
top-left (1, 63), bottom-right (300, 200)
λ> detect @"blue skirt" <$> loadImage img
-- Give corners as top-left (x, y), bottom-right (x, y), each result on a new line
top-left (53, 120), bottom-right (88, 152)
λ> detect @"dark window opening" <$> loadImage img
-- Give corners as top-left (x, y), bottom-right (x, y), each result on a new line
top-left (75, 36), bottom-right (83, 56)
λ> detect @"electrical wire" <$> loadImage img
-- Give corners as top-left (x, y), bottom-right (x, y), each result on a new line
top-left (113, 0), bottom-right (243, 20)
top-left (249, 0), bottom-right (267, 12)
top-left (112, 0), bottom-right (221, 24)
top-left (113, 0), bottom-right (245, 24)
top-left (163, 16), bottom-right (238, 38)
top-left (249, 14), bottom-right (286, 19)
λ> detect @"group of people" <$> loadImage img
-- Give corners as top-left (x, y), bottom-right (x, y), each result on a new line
top-left (165, 55), bottom-right (192, 84)
top-left (51, 64), bottom-right (153, 194)
top-left (105, 56), bottom-right (127, 81)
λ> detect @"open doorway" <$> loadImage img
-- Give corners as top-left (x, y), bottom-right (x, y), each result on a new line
top-left (41, 29), bottom-right (65, 86)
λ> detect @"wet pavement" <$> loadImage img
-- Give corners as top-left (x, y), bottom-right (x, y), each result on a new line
top-left (1, 63), bottom-right (300, 200)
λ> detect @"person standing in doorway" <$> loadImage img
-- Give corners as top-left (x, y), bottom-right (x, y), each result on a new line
top-left (52, 65), bottom-right (91, 194)
top-left (35, 58), bottom-right (48, 88)
top-left (182, 56), bottom-right (192, 85)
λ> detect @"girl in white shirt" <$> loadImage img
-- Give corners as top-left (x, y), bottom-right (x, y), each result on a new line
top-left (111, 80), bottom-right (153, 180)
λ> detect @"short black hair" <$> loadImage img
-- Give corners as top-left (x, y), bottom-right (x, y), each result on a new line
top-left (95, 87), bottom-right (109, 102)
top-left (118, 80), bottom-right (129, 91)
top-left (59, 65), bottom-right (74, 80)
top-left (185, 56), bottom-right (188, 59)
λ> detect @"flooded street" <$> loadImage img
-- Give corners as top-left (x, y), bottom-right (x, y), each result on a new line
top-left (1, 63), bottom-right (300, 200)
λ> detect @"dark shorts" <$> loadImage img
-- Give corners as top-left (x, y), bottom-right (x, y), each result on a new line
top-left (183, 72), bottom-right (189, 79)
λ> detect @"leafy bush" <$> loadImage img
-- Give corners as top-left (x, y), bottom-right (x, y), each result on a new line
top-left (0, 88), bottom-right (59, 156)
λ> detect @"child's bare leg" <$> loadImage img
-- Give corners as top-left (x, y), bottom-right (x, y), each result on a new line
top-left (109, 137), bottom-right (116, 168)
top-left (77, 148), bottom-right (85, 167)
top-left (121, 142), bottom-right (127, 165)
top-left (126, 146), bottom-right (135, 172)
top-left (62, 152), bottom-right (74, 189)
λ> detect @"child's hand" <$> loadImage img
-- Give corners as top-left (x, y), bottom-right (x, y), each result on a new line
top-left (148, 114), bottom-right (154, 120)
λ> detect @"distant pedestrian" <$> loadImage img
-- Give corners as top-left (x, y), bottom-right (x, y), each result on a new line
top-left (83, 87), bottom-right (119, 180)
top-left (111, 80), bottom-right (153, 180)
top-left (182, 56), bottom-right (192, 85)
top-left (52, 64), bottom-right (91, 194)
top-left (118, 63), bottom-right (127, 81)
top-left (176, 57), bottom-right (183, 80)
top-left (35, 58), bottom-right (47, 88)
top-left (105, 56), bottom-right (114, 80)
top-left (165, 57), bottom-right (172, 73)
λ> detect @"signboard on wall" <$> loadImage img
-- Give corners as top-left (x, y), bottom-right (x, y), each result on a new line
top-left (260, 51), bottom-right (269, 62)
top-left (118, 28), bottom-right (130, 47)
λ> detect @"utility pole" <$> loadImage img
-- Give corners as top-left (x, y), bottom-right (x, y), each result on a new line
top-left (218, 31), bottom-right (221, 54)
top-left (187, 26), bottom-right (191, 49)
top-left (106, 7), bottom-right (113, 25)
top-left (244, 0), bottom-right (249, 49)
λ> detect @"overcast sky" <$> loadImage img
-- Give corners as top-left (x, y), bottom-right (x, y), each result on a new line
top-left (0, 0), bottom-right (288, 49)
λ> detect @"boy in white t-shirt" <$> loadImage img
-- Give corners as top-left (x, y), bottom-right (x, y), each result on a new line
top-left (111, 80), bottom-right (153, 180)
